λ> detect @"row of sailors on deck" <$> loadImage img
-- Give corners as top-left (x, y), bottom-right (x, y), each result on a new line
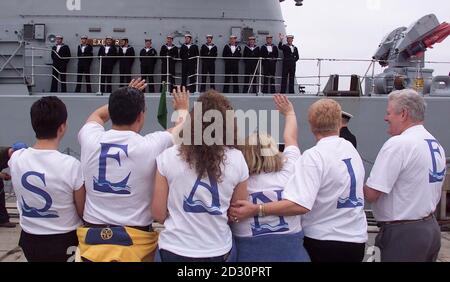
top-left (1, 83), bottom-right (446, 262)
top-left (50, 33), bottom-right (299, 94)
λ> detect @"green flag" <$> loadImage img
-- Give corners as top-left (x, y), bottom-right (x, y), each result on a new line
top-left (157, 82), bottom-right (168, 129)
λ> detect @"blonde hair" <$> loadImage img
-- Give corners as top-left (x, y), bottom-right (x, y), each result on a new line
top-left (241, 132), bottom-right (283, 175)
top-left (308, 99), bottom-right (342, 135)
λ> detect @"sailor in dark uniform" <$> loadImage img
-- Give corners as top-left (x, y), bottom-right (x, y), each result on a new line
top-left (340, 111), bottom-right (357, 148)
top-left (278, 34), bottom-right (299, 94)
top-left (222, 35), bottom-right (241, 93)
top-left (140, 39), bottom-right (157, 93)
top-left (180, 34), bottom-right (199, 92)
top-left (118, 38), bottom-right (135, 87)
top-left (50, 35), bottom-right (71, 92)
top-left (75, 35), bottom-right (93, 93)
top-left (200, 35), bottom-right (217, 92)
top-left (243, 36), bottom-right (260, 94)
top-left (160, 35), bottom-right (179, 91)
top-left (260, 35), bottom-right (279, 94)
top-left (98, 36), bottom-right (117, 93)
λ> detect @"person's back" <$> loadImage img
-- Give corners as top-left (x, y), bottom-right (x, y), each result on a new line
top-left (296, 136), bottom-right (367, 242)
top-left (152, 90), bottom-right (248, 262)
top-left (10, 148), bottom-right (83, 233)
top-left (156, 145), bottom-right (248, 258)
top-left (79, 123), bottom-right (171, 227)
top-left (365, 89), bottom-right (446, 262)
top-left (233, 145), bottom-right (301, 238)
top-left (369, 125), bottom-right (445, 221)
top-left (231, 95), bottom-right (310, 262)
top-left (76, 81), bottom-right (189, 262)
top-left (8, 96), bottom-right (84, 262)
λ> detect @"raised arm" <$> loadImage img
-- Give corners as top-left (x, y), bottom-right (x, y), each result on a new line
top-left (167, 85), bottom-right (190, 135)
top-left (273, 94), bottom-right (298, 147)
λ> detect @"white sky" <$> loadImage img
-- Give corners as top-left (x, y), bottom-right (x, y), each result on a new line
top-left (280, 0), bottom-right (450, 92)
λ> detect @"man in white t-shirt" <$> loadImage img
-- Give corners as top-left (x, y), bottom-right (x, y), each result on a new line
top-left (230, 99), bottom-right (368, 262)
top-left (8, 96), bottom-right (85, 262)
top-left (76, 79), bottom-right (189, 262)
top-left (365, 89), bottom-right (446, 262)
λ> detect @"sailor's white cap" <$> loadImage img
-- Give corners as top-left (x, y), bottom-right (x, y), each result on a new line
top-left (166, 35), bottom-right (173, 39)
top-left (248, 36), bottom-right (256, 40)
top-left (286, 35), bottom-right (294, 39)
top-left (266, 35), bottom-right (273, 38)
top-left (230, 35), bottom-right (237, 39)
top-left (341, 110), bottom-right (354, 119)
top-left (80, 35), bottom-right (88, 39)
top-left (55, 35), bottom-right (63, 39)
top-left (105, 35), bottom-right (113, 40)
top-left (206, 34), bottom-right (213, 38)
top-left (184, 34), bottom-right (192, 38)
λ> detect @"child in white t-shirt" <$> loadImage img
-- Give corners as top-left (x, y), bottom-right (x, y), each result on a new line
top-left (8, 96), bottom-right (85, 262)
top-left (231, 95), bottom-right (310, 262)
top-left (152, 90), bottom-right (248, 262)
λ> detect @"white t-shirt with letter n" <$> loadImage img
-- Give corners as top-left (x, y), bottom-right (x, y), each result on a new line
top-left (366, 125), bottom-right (446, 222)
top-left (8, 148), bottom-right (83, 235)
top-left (78, 122), bottom-right (173, 227)
top-left (232, 146), bottom-right (302, 237)
top-left (283, 136), bottom-right (368, 243)
top-left (156, 146), bottom-right (249, 258)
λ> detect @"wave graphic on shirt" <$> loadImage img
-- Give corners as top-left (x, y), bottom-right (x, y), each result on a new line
top-left (183, 197), bottom-right (222, 215)
top-left (93, 177), bottom-right (131, 195)
top-left (429, 169), bottom-right (445, 183)
top-left (21, 197), bottom-right (59, 218)
top-left (337, 197), bottom-right (364, 209)
top-left (251, 222), bottom-right (290, 236)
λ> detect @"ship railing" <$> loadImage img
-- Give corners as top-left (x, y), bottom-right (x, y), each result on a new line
top-left (25, 46), bottom-right (450, 95)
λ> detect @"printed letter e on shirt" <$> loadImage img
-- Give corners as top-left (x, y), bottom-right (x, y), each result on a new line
top-left (425, 139), bottom-right (446, 183)
top-left (20, 171), bottom-right (59, 218)
top-left (94, 143), bottom-right (132, 195)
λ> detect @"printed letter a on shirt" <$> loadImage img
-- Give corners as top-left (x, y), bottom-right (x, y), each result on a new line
top-left (183, 174), bottom-right (222, 215)
top-left (425, 139), bottom-right (446, 183)
top-left (20, 171), bottom-right (59, 218)
top-left (94, 143), bottom-right (132, 195)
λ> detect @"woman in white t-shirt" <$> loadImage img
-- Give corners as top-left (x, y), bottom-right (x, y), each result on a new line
top-left (232, 95), bottom-right (310, 262)
top-left (152, 90), bottom-right (249, 262)
top-left (230, 99), bottom-right (368, 262)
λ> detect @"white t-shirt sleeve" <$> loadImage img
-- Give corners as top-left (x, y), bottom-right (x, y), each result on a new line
top-left (237, 151), bottom-right (250, 183)
top-left (156, 150), bottom-right (168, 177)
top-left (283, 150), bottom-right (322, 210)
top-left (70, 159), bottom-right (84, 191)
top-left (366, 138), bottom-right (403, 194)
top-left (78, 121), bottom-right (105, 147)
top-left (144, 131), bottom-right (173, 153)
top-left (280, 146), bottom-right (301, 174)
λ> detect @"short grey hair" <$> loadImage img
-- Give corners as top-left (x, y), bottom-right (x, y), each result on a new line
top-left (388, 89), bottom-right (427, 122)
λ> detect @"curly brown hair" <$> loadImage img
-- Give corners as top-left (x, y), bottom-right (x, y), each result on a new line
top-left (178, 90), bottom-right (238, 182)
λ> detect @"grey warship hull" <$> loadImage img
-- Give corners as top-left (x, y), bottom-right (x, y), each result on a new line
top-left (0, 0), bottom-right (449, 176)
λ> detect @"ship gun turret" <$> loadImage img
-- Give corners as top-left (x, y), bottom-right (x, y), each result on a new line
top-left (369, 14), bottom-right (450, 95)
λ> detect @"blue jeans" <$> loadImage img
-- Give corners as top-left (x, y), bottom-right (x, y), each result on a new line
top-left (158, 249), bottom-right (229, 262)
top-left (234, 231), bottom-right (311, 262)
